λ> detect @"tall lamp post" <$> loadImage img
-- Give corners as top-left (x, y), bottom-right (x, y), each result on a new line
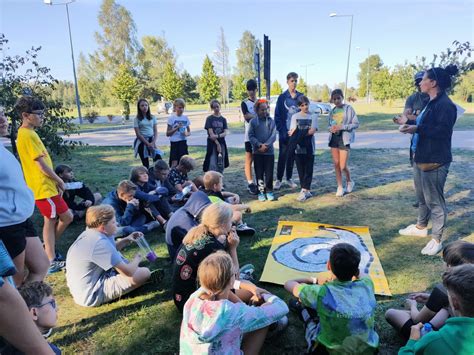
top-left (300, 63), bottom-right (315, 85)
top-left (356, 46), bottom-right (370, 104)
top-left (329, 12), bottom-right (353, 99)
top-left (44, 0), bottom-right (82, 124)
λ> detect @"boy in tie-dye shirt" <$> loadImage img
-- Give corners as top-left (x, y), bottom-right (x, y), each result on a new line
top-left (285, 243), bottom-right (379, 354)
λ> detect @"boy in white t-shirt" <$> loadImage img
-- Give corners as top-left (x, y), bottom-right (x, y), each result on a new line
top-left (166, 98), bottom-right (191, 168)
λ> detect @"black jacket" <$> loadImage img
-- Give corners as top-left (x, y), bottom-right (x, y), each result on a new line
top-left (414, 92), bottom-right (456, 164)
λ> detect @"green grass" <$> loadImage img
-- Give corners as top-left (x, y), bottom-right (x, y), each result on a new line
top-left (42, 146), bottom-right (474, 354)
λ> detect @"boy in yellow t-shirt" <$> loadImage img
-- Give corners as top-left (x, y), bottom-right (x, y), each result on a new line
top-left (15, 96), bottom-right (73, 274)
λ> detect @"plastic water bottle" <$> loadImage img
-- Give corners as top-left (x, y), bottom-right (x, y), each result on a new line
top-left (174, 185), bottom-right (192, 201)
top-left (64, 181), bottom-right (83, 190)
top-left (420, 323), bottom-right (432, 337)
top-left (134, 235), bottom-right (157, 262)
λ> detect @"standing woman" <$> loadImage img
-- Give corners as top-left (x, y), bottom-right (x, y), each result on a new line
top-left (399, 65), bottom-right (458, 256)
top-left (133, 99), bottom-right (160, 168)
top-left (328, 89), bottom-right (359, 197)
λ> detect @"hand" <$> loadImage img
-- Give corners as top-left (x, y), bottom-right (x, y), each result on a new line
top-left (405, 298), bottom-right (417, 310)
top-left (127, 231), bottom-right (143, 241)
top-left (393, 115), bottom-right (408, 125)
top-left (261, 144), bottom-right (268, 152)
top-left (227, 229), bottom-right (240, 249)
top-left (56, 180), bottom-right (66, 193)
top-left (409, 323), bottom-right (423, 341)
top-left (83, 200), bottom-right (93, 207)
top-left (409, 293), bottom-right (430, 304)
top-left (127, 198), bottom-right (140, 207)
top-left (133, 252), bottom-right (143, 263)
top-left (257, 145), bottom-right (266, 153)
top-left (288, 129), bottom-right (294, 137)
top-left (399, 124), bottom-right (417, 134)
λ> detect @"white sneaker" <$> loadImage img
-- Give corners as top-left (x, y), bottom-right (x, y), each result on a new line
top-left (286, 179), bottom-right (298, 189)
top-left (398, 224), bottom-right (428, 237)
top-left (297, 191), bottom-right (306, 201)
top-left (346, 180), bottom-right (355, 193)
top-left (422, 239), bottom-right (443, 256)
top-left (274, 180), bottom-right (282, 190)
top-left (336, 186), bottom-right (344, 197)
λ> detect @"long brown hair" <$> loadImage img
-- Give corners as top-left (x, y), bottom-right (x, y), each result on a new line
top-left (198, 251), bottom-right (233, 300)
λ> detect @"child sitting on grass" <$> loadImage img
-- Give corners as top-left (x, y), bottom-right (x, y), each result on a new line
top-left (16, 281), bottom-right (61, 354)
top-left (55, 164), bottom-right (102, 220)
top-left (180, 251), bottom-right (289, 354)
top-left (203, 171), bottom-right (255, 236)
top-left (399, 264), bottom-right (474, 355)
top-left (284, 243), bottom-right (379, 354)
top-left (168, 155), bottom-right (198, 197)
top-left (66, 205), bottom-right (159, 307)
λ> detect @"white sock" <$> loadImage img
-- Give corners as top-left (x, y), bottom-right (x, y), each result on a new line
top-left (247, 180), bottom-right (254, 185)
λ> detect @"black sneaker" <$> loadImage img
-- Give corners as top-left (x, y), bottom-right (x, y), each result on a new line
top-left (55, 252), bottom-right (65, 262)
top-left (247, 183), bottom-right (258, 195)
top-left (236, 222), bottom-right (256, 236)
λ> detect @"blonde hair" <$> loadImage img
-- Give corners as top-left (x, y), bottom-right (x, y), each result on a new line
top-left (173, 98), bottom-right (186, 108)
top-left (117, 180), bottom-right (137, 196)
top-left (198, 251), bottom-right (233, 300)
top-left (203, 171), bottom-right (223, 190)
top-left (182, 203), bottom-right (233, 245)
top-left (86, 205), bottom-right (115, 228)
top-left (129, 166), bottom-right (148, 183)
top-left (178, 155), bottom-right (196, 171)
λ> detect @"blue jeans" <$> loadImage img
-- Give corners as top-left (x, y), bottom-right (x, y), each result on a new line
top-left (413, 163), bottom-right (450, 242)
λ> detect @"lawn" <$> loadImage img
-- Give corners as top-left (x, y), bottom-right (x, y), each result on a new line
top-left (41, 146), bottom-right (474, 354)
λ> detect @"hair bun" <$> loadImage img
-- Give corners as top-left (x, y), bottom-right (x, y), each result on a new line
top-left (445, 64), bottom-right (459, 77)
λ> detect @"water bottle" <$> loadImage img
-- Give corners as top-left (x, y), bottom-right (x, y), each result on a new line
top-left (420, 323), bottom-right (432, 337)
top-left (174, 185), bottom-right (192, 201)
top-left (134, 235), bottom-right (157, 262)
top-left (65, 181), bottom-right (83, 190)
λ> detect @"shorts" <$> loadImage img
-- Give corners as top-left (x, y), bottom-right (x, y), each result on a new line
top-left (0, 219), bottom-right (37, 259)
top-left (101, 270), bottom-right (134, 305)
top-left (169, 140), bottom-right (189, 164)
top-left (328, 134), bottom-right (350, 150)
top-left (245, 141), bottom-right (253, 153)
top-left (401, 320), bottom-right (438, 341)
top-left (35, 195), bottom-right (69, 219)
top-left (426, 284), bottom-right (449, 312)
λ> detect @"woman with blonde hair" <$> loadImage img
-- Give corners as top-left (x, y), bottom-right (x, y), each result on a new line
top-left (180, 251), bottom-right (289, 354)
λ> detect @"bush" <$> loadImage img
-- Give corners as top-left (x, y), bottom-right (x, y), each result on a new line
top-left (85, 110), bottom-right (99, 123)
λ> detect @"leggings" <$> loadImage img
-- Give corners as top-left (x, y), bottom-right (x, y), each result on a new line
top-left (253, 154), bottom-right (274, 193)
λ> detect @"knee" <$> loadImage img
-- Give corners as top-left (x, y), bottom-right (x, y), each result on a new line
top-left (333, 160), bottom-right (340, 169)
top-left (132, 267), bottom-right (151, 286)
top-left (61, 210), bottom-right (74, 224)
top-left (94, 193), bottom-right (103, 205)
top-left (233, 211), bottom-right (242, 223)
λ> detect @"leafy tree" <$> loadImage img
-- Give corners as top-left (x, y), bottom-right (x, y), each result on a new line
top-left (392, 64), bottom-right (415, 100)
top-left (321, 84), bottom-right (331, 102)
top-left (296, 77), bottom-right (308, 95)
top-left (235, 31), bottom-right (262, 80)
top-left (111, 64), bottom-right (140, 119)
top-left (371, 67), bottom-right (395, 104)
top-left (357, 54), bottom-right (383, 97)
top-left (160, 61), bottom-right (183, 101)
top-left (270, 80), bottom-right (283, 96)
top-left (213, 27), bottom-right (230, 107)
top-left (0, 34), bottom-right (78, 157)
top-left (198, 56), bottom-right (220, 102)
top-left (78, 53), bottom-right (106, 108)
top-left (49, 81), bottom-right (75, 108)
top-left (454, 70), bottom-right (474, 102)
top-left (231, 74), bottom-right (247, 101)
top-left (93, 0), bottom-right (141, 77)
top-left (181, 70), bottom-right (199, 102)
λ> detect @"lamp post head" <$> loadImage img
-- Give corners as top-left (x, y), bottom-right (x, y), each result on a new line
top-left (329, 12), bottom-right (337, 17)
top-left (44, 0), bottom-right (53, 4)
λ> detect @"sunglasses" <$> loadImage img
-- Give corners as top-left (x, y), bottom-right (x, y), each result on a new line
top-left (34, 299), bottom-right (56, 310)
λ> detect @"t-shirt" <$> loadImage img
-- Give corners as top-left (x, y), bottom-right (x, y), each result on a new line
top-left (204, 115), bottom-right (228, 143)
top-left (297, 277), bottom-right (379, 352)
top-left (405, 92), bottom-right (430, 116)
top-left (290, 112), bottom-right (319, 154)
top-left (241, 99), bottom-right (256, 142)
top-left (16, 127), bottom-right (58, 200)
top-left (172, 233), bottom-right (226, 309)
top-left (65, 228), bottom-right (124, 307)
top-left (133, 116), bottom-right (157, 138)
top-left (329, 107), bottom-right (344, 136)
top-left (168, 115), bottom-right (190, 142)
top-left (168, 168), bottom-right (188, 187)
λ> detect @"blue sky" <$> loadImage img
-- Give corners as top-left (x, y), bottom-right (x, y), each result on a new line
top-left (1, 0), bottom-right (473, 88)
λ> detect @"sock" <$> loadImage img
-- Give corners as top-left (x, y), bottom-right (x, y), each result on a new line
top-left (247, 180), bottom-right (254, 185)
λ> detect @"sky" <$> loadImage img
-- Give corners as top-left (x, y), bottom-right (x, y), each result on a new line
top-left (1, 0), bottom-right (473, 89)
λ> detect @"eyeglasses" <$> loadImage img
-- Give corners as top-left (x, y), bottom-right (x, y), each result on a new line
top-left (28, 111), bottom-right (45, 117)
top-left (34, 299), bottom-right (56, 310)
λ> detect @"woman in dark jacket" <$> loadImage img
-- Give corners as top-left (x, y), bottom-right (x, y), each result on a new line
top-left (398, 65), bottom-right (458, 256)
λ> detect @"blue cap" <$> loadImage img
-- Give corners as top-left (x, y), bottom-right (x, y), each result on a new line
top-left (414, 71), bottom-right (424, 82)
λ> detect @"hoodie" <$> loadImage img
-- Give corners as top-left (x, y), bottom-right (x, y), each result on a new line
top-left (180, 288), bottom-right (289, 355)
top-left (165, 191), bottom-right (211, 247)
top-left (248, 115), bottom-right (277, 155)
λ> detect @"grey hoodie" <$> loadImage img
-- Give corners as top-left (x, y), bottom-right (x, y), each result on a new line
top-left (248, 115), bottom-right (277, 155)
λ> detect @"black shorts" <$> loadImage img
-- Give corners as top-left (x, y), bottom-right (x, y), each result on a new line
top-left (401, 320), bottom-right (438, 341)
top-left (245, 141), bottom-right (253, 153)
top-left (0, 219), bottom-right (36, 259)
top-left (426, 284), bottom-right (449, 312)
top-left (328, 134), bottom-right (350, 150)
top-left (169, 140), bottom-right (189, 164)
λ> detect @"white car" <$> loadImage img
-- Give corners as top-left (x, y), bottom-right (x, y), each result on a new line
top-left (269, 96), bottom-right (331, 116)
top-left (156, 101), bottom-right (173, 115)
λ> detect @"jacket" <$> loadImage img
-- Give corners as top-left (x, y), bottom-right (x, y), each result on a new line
top-left (63, 181), bottom-right (95, 211)
top-left (101, 190), bottom-right (139, 227)
top-left (327, 104), bottom-right (359, 146)
top-left (248, 115), bottom-right (277, 155)
top-left (274, 89), bottom-right (303, 141)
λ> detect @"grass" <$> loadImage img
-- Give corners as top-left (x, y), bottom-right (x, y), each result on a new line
top-left (42, 146), bottom-right (474, 354)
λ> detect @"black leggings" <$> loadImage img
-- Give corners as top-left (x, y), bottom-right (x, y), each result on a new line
top-left (277, 138), bottom-right (295, 181)
top-left (295, 154), bottom-right (314, 190)
top-left (253, 154), bottom-right (274, 193)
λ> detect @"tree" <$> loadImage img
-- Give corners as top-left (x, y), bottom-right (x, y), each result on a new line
top-left (160, 61), bottom-right (183, 101)
top-left (213, 27), bottom-right (230, 107)
top-left (111, 64), bottom-right (140, 119)
top-left (270, 80), bottom-right (283, 96)
top-left (235, 31), bottom-right (261, 80)
top-left (231, 74), bottom-right (247, 101)
top-left (181, 70), bottom-right (199, 102)
top-left (0, 34), bottom-right (78, 157)
top-left (357, 54), bottom-right (383, 97)
top-left (392, 64), bottom-right (415, 100)
top-left (198, 56), bottom-right (220, 102)
top-left (296, 77), bottom-right (308, 95)
top-left (93, 0), bottom-right (141, 77)
top-left (454, 70), bottom-right (474, 102)
top-left (371, 67), bottom-right (395, 104)
top-left (78, 53), bottom-right (106, 108)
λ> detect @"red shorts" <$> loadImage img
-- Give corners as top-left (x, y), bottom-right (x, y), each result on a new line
top-left (35, 195), bottom-right (69, 219)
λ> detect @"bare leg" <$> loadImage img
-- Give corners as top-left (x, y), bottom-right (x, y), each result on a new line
top-left (232, 210), bottom-right (243, 225)
top-left (241, 326), bottom-right (270, 355)
top-left (339, 149), bottom-right (351, 183)
top-left (42, 216), bottom-right (57, 261)
top-left (330, 148), bottom-right (343, 188)
top-left (385, 309), bottom-right (411, 331)
top-left (429, 308), bottom-right (450, 329)
top-left (93, 192), bottom-right (102, 205)
top-left (411, 305), bottom-right (436, 323)
top-left (235, 289), bottom-right (253, 303)
top-left (245, 152), bottom-right (253, 182)
top-left (55, 210), bottom-right (73, 240)
top-left (24, 237), bottom-right (49, 283)
top-left (11, 251), bottom-right (26, 286)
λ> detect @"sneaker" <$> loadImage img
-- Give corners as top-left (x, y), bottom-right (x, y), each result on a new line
top-left (268, 316), bottom-right (289, 338)
top-left (297, 191), bottom-right (306, 201)
top-left (148, 268), bottom-right (164, 284)
top-left (217, 153), bottom-right (224, 170)
top-left (399, 224), bottom-right (428, 237)
top-left (422, 239), bottom-right (443, 256)
top-left (286, 179), bottom-right (298, 189)
top-left (274, 180), bottom-right (282, 190)
top-left (247, 183), bottom-right (259, 195)
top-left (346, 180), bottom-right (355, 193)
top-left (55, 251), bottom-right (65, 262)
top-left (47, 260), bottom-right (65, 274)
top-left (266, 192), bottom-right (275, 201)
top-left (236, 222), bottom-right (256, 237)
top-left (144, 221), bottom-right (161, 232)
top-left (239, 264), bottom-right (255, 281)
top-left (336, 186), bottom-right (345, 197)
top-left (258, 193), bottom-right (266, 202)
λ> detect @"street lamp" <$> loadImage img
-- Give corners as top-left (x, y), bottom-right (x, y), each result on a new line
top-left (44, 0), bottom-right (82, 124)
top-left (356, 46), bottom-right (371, 104)
top-left (300, 63), bottom-right (315, 85)
top-left (329, 12), bottom-right (353, 99)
